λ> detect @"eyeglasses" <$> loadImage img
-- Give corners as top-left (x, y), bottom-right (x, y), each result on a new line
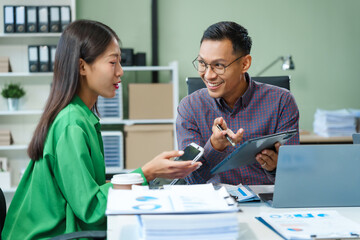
top-left (192, 55), bottom-right (244, 75)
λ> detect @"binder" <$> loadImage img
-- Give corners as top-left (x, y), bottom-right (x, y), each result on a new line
top-left (15, 6), bottom-right (26, 33)
top-left (39, 45), bottom-right (50, 72)
top-left (26, 6), bottom-right (37, 33)
top-left (49, 6), bottom-right (60, 32)
top-left (49, 45), bottom-right (57, 72)
top-left (28, 46), bottom-right (39, 72)
top-left (4, 6), bottom-right (15, 33)
top-left (38, 6), bottom-right (49, 33)
top-left (60, 6), bottom-right (71, 31)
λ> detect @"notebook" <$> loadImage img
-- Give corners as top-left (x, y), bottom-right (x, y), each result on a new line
top-left (259, 144), bottom-right (360, 208)
top-left (353, 133), bottom-right (360, 144)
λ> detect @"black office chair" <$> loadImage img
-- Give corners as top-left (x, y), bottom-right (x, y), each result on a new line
top-left (0, 188), bottom-right (6, 240)
top-left (186, 76), bottom-right (290, 95)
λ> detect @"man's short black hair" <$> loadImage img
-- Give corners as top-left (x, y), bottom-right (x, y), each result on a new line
top-left (200, 21), bottom-right (252, 55)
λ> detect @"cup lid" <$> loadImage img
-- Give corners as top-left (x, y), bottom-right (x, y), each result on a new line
top-left (111, 173), bottom-right (144, 185)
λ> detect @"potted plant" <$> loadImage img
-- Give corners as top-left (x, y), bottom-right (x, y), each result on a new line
top-left (1, 83), bottom-right (26, 111)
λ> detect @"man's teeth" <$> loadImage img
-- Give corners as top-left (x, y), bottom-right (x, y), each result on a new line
top-left (207, 81), bottom-right (222, 87)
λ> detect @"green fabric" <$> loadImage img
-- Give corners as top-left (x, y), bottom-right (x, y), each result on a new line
top-left (2, 96), bottom-right (145, 239)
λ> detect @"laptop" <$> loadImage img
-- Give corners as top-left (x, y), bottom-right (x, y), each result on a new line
top-left (259, 144), bottom-right (360, 208)
top-left (353, 133), bottom-right (360, 144)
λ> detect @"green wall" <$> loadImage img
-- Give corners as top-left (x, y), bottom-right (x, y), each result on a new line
top-left (77, 0), bottom-right (360, 131)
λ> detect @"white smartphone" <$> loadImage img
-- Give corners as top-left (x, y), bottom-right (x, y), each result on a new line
top-left (150, 143), bottom-right (204, 188)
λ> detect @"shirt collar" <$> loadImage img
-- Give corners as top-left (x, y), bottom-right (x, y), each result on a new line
top-left (71, 95), bottom-right (101, 130)
top-left (214, 72), bottom-right (254, 112)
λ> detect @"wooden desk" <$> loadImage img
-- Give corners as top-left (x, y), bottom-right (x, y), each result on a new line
top-left (300, 133), bottom-right (353, 144)
top-left (107, 185), bottom-right (360, 240)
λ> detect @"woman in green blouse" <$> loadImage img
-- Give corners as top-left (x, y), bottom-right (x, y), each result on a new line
top-left (2, 20), bottom-right (201, 240)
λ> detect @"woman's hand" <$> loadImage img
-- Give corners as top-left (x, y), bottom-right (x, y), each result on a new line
top-left (141, 150), bottom-right (202, 182)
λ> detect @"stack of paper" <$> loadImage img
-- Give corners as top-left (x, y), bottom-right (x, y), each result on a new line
top-left (0, 130), bottom-right (14, 145)
top-left (138, 213), bottom-right (239, 240)
top-left (106, 184), bottom-right (238, 215)
top-left (313, 109), bottom-right (357, 137)
top-left (257, 210), bottom-right (360, 240)
top-left (0, 57), bottom-right (12, 72)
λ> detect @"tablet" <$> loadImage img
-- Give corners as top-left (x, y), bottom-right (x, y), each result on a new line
top-left (210, 129), bottom-right (297, 175)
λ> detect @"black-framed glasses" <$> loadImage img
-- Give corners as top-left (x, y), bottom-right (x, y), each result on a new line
top-left (192, 55), bottom-right (244, 75)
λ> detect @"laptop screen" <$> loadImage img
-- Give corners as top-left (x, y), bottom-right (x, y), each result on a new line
top-left (272, 144), bottom-right (360, 208)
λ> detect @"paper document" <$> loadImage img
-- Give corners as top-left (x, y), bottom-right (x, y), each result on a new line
top-left (138, 213), bottom-right (239, 240)
top-left (106, 184), bottom-right (238, 215)
top-left (220, 183), bottom-right (260, 202)
top-left (257, 210), bottom-right (360, 240)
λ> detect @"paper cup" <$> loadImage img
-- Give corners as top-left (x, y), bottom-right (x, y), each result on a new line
top-left (111, 173), bottom-right (144, 189)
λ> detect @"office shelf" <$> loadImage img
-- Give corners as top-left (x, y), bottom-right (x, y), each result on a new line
top-left (0, 110), bottom-right (42, 116)
top-left (0, 0), bottom-right (76, 205)
top-left (0, 144), bottom-right (28, 151)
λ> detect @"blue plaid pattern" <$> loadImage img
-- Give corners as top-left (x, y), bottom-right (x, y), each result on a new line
top-left (176, 74), bottom-right (299, 185)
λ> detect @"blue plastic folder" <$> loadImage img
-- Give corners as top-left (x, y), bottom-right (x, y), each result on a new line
top-left (211, 129), bottom-right (297, 174)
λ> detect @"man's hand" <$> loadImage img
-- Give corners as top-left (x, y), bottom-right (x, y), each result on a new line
top-left (210, 117), bottom-right (244, 151)
top-left (255, 142), bottom-right (281, 171)
top-left (142, 150), bottom-right (202, 182)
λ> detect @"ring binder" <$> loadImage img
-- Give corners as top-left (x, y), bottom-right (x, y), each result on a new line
top-left (26, 6), bottom-right (38, 33)
top-left (15, 6), bottom-right (26, 33)
top-left (4, 6), bottom-right (15, 33)
top-left (60, 6), bottom-right (71, 31)
top-left (49, 6), bottom-right (60, 32)
top-left (39, 45), bottom-right (50, 72)
top-left (28, 46), bottom-right (39, 72)
top-left (38, 6), bottom-right (49, 33)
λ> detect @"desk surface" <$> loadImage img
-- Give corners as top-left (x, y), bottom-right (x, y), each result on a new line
top-left (300, 133), bottom-right (353, 144)
top-left (107, 185), bottom-right (360, 240)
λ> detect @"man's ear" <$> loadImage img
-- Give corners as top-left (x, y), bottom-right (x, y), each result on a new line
top-left (79, 58), bottom-right (87, 76)
top-left (241, 54), bottom-right (252, 73)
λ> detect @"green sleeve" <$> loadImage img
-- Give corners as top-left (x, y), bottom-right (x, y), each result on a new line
top-left (53, 125), bottom-right (110, 226)
top-left (131, 168), bottom-right (149, 186)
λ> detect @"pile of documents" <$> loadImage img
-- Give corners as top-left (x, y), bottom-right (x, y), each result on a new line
top-left (313, 109), bottom-right (357, 137)
top-left (0, 57), bottom-right (11, 72)
top-left (0, 130), bottom-right (14, 145)
top-left (257, 210), bottom-right (360, 240)
top-left (106, 184), bottom-right (238, 215)
top-left (106, 184), bottom-right (239, 240)
top-left (138, 213), bottom-right (239, 240)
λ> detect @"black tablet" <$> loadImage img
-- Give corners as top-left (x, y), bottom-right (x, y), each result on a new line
top-left (211, 129), bottom-right (297, 174)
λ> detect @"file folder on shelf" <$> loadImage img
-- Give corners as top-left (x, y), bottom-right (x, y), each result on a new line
top-left (49, 6), bottom-right (60, 32)
top-left (49, 45), bottom-right (57, 72)
top-left (26, 6), bottom-right (38, 33)
top-left (28, 46), bottom-right (39, 72)
top-left (60, 6), bottom-right (71, 31)
top-left (4, 6), bottom-right (15, 33)
top-left (38, 6), bottom-right (49, 32)
top-left (15, 6), bottom-right (26, 33)
top-left (39, 45), bottom-right (50, 72)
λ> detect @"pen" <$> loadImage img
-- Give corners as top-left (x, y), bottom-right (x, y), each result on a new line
top-left (216, 124), bottom-right (236, 146)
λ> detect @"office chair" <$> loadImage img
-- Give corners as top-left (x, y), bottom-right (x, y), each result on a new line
top-left (186, 76), bottom-right (290, 95)
top-left (0, 188), bottom-right (5, 240)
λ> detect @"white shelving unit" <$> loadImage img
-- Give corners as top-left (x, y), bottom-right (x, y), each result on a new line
top-left (0, 0), bottom-right (76, 197)
top-left (100, 62), bottom-right (179, 128)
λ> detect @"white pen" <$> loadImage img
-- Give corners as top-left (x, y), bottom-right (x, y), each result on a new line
top-left (216, 124), bottom-right (236, 146)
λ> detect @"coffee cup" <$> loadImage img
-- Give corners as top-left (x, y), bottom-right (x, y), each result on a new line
top-left (111, 173), bottom-right (144, 189)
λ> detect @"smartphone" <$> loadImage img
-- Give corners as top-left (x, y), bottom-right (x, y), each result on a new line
top-left (149, 143), bottom-right (204, 189)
